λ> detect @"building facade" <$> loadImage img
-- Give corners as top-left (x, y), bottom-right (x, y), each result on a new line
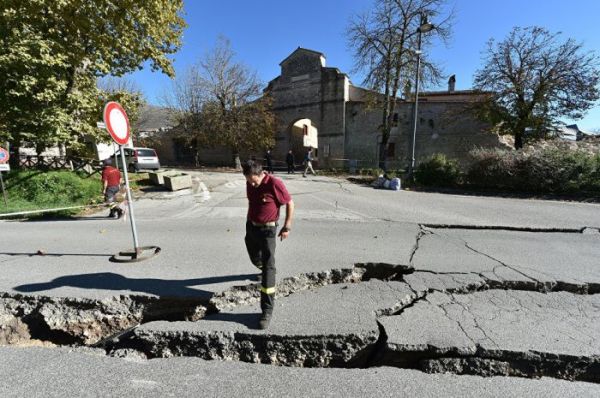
top-left (154, 47), bottom-right (508, 168)
top-left (266, 48), bottom-right (508, 170)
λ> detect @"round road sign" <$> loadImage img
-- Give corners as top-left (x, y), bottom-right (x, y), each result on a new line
top-left (0, 147), bottom-right (9, 164)
top-left (103, 102), bottom-right (130, 145)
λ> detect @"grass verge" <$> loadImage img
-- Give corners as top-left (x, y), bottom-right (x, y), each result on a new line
top-left (0, 170), bottom-right (103, 217)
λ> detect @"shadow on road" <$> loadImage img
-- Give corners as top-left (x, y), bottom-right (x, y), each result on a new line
top-left (140, 186), bottom-right (170, 193)
top-left (13, 272), bottom-right (257, 299)
top-left (22, 216), bottom-right (119, 222)
top-left (204, 312), bottom-right (260, 328)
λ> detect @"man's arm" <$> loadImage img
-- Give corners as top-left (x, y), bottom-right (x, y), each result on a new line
top-left (102, 176), bottom-right (108, 194)
top-left (279, 199), bottom-right (294, 241)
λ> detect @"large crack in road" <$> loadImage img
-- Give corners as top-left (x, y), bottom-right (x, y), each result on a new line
top-left (377, 290), bottom-right (600, 383)
top-left (1, 226), bottom-right (599, 385)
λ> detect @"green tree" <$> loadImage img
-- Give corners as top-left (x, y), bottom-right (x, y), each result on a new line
top-left (98, 77), bottom-right (146, 145)
top-left (347, 0), bottom-right (452, 169)
top-left (0, 0), bottom-right (185, 164)
top-left (200, 96), bottom-right (276, 169)
top-left (474, 26), bottom-right (600, 149)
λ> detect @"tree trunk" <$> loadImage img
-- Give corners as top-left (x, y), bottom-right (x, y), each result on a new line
top-left (379, 105), bottom-right (391, 171)
top-left (514, 130), bottom-right (524, 150)
top-left (35, 143), bottom-right (46, 169)
top-left (378, 142), bottom-right (387, 171)
top-left (233, 152), bottom-right (241, 171)
top-left (193, 138), bottom-right (200, 168)
top-left (8, 141), bottom-right (20, 170)
top-left (378, 62), bottom-right (393, 171)
top-left (35, 143), bottom-right (45, 157)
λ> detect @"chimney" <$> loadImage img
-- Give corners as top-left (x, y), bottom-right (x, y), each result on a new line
top-left (448, 75), bottom-right (456, 92)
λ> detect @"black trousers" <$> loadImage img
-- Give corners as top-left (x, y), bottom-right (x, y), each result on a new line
top-left (105, 185), bottom-right (120, 216)
top-left (104, 185), bottom-right (120, 202)
top-left (287, 163), bottom-right (294, 173)
top-left (244, 221), bottom-right (277, 313)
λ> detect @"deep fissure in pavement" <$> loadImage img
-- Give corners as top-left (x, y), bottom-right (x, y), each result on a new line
top-left (0, 265), bottom-right (384, 347)
top-left (1, 261), bottom-right (598, 383)
top-left (420, 224), bottom-right (600, 234)
top-left (0, 292), bottom-right (208, 346)
top-left (372, 345), bottom-right (600, 383)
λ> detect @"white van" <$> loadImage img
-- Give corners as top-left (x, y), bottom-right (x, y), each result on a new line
top-left (116, 147), bottom-right (160, 172)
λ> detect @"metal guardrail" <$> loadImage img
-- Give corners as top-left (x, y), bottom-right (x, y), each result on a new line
top-left (262, 158), bottom-right (391, 174)
top-left (0, 203), bottom-right (108, 218)
top-left (327, 158), bottom-right (379, 173)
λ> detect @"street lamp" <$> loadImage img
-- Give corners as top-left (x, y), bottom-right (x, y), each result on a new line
top-left (409, 14), bottom-right (434, 177)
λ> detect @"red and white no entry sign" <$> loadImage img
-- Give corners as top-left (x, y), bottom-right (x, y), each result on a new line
top-left (103, 102), bottom-right (130, 145)
top-left (0, 147), bottom-right (9, 164)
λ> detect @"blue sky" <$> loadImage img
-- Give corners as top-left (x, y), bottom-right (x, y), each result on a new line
top-left (127, 0), bottom-right (600, 130)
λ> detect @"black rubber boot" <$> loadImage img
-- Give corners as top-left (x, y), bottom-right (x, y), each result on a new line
top-left (258, 312), bottom-right (272, 330)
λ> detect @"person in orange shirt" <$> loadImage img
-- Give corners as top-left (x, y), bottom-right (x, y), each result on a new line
top-left (101, 159), bottom-right (123, 219)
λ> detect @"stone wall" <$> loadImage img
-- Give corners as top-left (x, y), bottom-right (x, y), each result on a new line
top-left (267, 51), bottom-right (349, 168)
top-left (280, 50), bottom-right (324, 78)
top-left (343, 102), bottom-right (384, 169)
top-left (397, 101), bottom-right (508, 166)
top-left (344, 100), bottom-right (508, 170)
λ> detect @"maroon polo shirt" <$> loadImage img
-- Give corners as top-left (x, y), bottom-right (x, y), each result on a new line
top-left (246, 174), bottom-right (292, 223)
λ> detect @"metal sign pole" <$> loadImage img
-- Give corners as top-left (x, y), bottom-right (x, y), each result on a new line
top-left (113, 142), bottom-right (119, 171)
top-left (0, 172), bottom-right (7, 206)
top-left (103, 102), bottom-right (159, 263)
top-left (120, 145), bottom-right (140, 256)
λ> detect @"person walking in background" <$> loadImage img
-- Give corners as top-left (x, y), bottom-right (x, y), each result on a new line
top-left (264, 149), bottom-right (273, 174)
top-left (242, 160), bottom-right (294, 329)
top-left (101, 158), bottom-right (123, 219)
top-left (285, 149), bottom-right (295, 174)
top-left (302, 147), bottom-right (317, 178)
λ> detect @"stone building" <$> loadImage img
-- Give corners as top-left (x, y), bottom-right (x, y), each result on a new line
top-left (266, 47), bottom-right (506, 170)
top-left (155, 47), bottom-right (507, 168)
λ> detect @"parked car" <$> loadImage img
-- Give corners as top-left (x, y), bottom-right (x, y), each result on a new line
top-left (115, 147), bottom-right (160, 172)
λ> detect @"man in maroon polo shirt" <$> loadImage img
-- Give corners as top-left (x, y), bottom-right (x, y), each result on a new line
top-left (242, 160), bottom-right (294, 329)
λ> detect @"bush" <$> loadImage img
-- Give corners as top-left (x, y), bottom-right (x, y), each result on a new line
top-left (467, 148), bottom-right (519, 190)
top-left (414, 154), bottom-right (461, 187)
top-left (384, 170), bottom-right (397, 179)
top-left (467, 147), bottom-right (600, 194)
top-left (371, 168), bottom-right (384, 177)
top-left (316, 168), bottom-right (342, 176)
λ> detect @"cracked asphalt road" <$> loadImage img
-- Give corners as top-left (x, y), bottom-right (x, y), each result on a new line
top-left (1, 346), bottom-right (598, 398)
top-left (1, 172), bottom-right (600, 396)
top-left (411, 227), bottom-right (600, 291)
top-left (393, 290), bottom-right (600, 356)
